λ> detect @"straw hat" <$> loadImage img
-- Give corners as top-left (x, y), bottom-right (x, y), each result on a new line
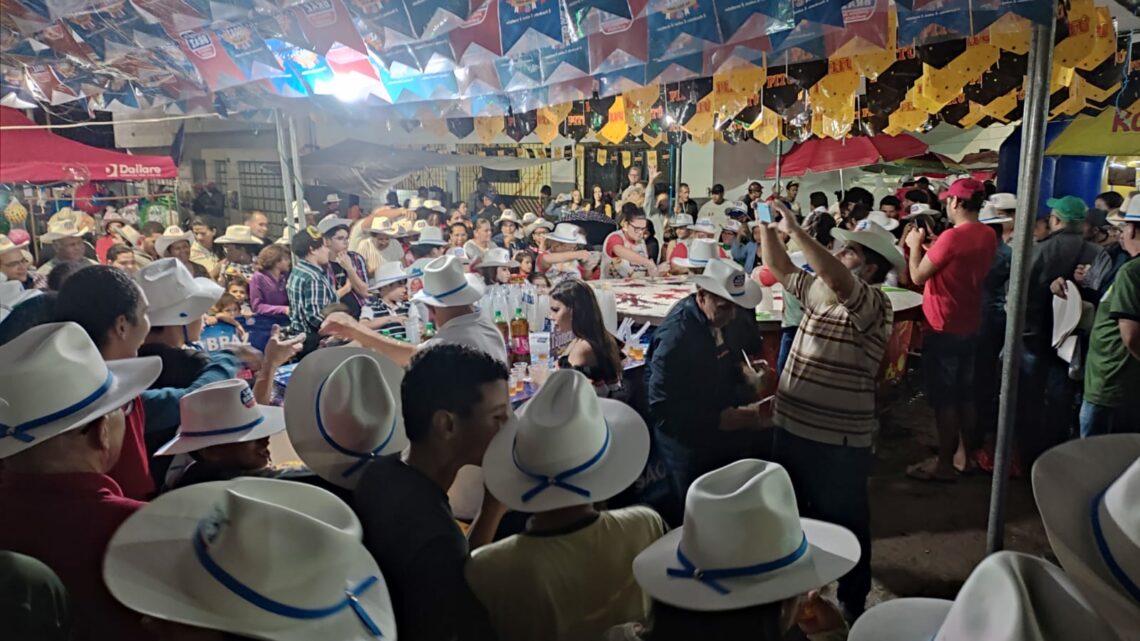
top-left (988, 192), bottom-right (1017, 211)
top-left (0, 232), bottom-right (29, 254)
top-left (979, 203), bottom-right (1013, 225)
top-left (521, 212), bottom-right (539, 225)
top-left (832, 226), bottom-right (906, 269)
top-left (547, 222), bottom-right (587, 246)
top-left (478, 247), bottom-right (519, 269)
top-left (1033, 435), bottom-right (1140, 638)
top-left (284, 349), bottom-right (407, 489)
top-left (524, 219), bottom-right (555, 236)
top-left (118, 225), bottom-right (141, 248)
top-left (0, 322), bottom-right (161, 459)
top-left (215, 225), bottom-right (263, 246)
top-left (849, 551), bottom-right (1120, 641)
top-left (275, 227), bottom-right (293, 246)
top-left (40, 218), bottom-right (89, 243)
top-left (689, 218), bottom-right (720, 235)
top-left (672, 238), bottom-right (720, 269)
top-left (412, 226), bottom-right (447, 246)
top-left (669, 214), bottom-right (694, 229)
top-left (103, 477), bottom-right (395, 641)
top-left (0, 281), bottom-right (41, 324)
top-left (495, 210), bottom-right (521, 225)
top-left (901, 204), bottom-right (939, 221)
top-left (101, 210), bottom-right (125, 229)
top-left (323, 193), bottom-right (341, 205)
top-left (137, 258), bottom-right (224, 327)
top-left (423, 199), bottom-right (446, 213)
top-left (411, 255), bottom-right (486, 307)
top-left (368, 262), bottom-right (409, 291)
top-left (317, 215), bottom-right (352, 237)
top-left (633, 459), bottom-right (860, 611)
top-left (483, 369), bottom-right (649, 512)
top-left (155, 225), bottom-right (194, 257)
top-left (407, 257), bottom-right (432, 277)
top-left (155, 380), bottom-right (285, 456)
top-left (866, 210), bottom-right (900, 231)
top-left (1112, 195), bottom-right (1140, 226)
top-left (692, 258), bottom-right (763, 309)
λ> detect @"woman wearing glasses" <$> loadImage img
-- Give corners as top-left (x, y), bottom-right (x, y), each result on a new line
top-left (602, 204), bottom-right (659, 280)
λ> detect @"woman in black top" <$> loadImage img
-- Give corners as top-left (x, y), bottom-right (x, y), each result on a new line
top-left (548, 280), bottom-right (624, 398)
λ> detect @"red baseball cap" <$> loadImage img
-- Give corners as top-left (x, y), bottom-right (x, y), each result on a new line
top-left (939, 178), bottom-right (985, 201)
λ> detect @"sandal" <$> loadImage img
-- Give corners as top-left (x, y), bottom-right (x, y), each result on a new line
top-left (906, 458), bottom-right (959, 483)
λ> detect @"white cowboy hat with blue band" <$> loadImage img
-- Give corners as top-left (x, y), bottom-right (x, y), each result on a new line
top-left (284, 348), bottom-right (407, 490)
top-left (103, 477), bottom-right (395, 641)
top-left (0, 322), bottom-right (161, 459)
top-left (849, 551), bottom-right (1120, 641)
top-left (633, 459), bottom-right (859, 611)
top-left (1112, 194), bottom-right (1140, 226)
top-left (137, 258), bottom-right (224, 327)
top-left (689, 217), bottom-right (720, 235)
top-left (155, 379), bottom-right (285, 457)
top-left (368, 262), bottom-right (410, 291)
top-left (546, 222), bottom-right (587, 246)
top-left (692, 258), bottom-right (764, 309)
top-left (979, 203), bottom-right (1013, 225)
top-left (1033, 435), bottom-right (1140, 639)
top-left (672, 238), bottom-right (720, 270)
top-left (482, 369), bottom-right (649, 513)
top-left (411, 226), bottom-right (448, 246)
top-left (412, 254), bottom-right (486, 307)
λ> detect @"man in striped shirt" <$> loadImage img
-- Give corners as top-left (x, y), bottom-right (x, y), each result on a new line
top-left (759, 201), bottom-right (900, 620)
top-left (286, 226), bottom-right (337, 355)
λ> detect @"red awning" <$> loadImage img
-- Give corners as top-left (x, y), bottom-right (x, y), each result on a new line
top-left (764, 133), bottom-right (929, 179)
top-left (0, 107), bottom-right (177, 183)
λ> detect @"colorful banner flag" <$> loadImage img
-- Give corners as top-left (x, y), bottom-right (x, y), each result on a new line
top-left (713, 0), bottom-right (790, 44)
top-left (498, 0), bottom-right (564, 56)
top-left (648, 0), bottom-right (722, 62)
top-left (587, 4), bottom-right (649, 73)
top-left (495, 49), bottom-right (543, 90)
top-left (292, 0), bottom-right (369, 56)
top-left (540, 40), bottom-right (592, 82)
top-left (403, 0), bottom-right (470, 38)
top-left (450, 0), bottom-right (503, 63)
top-left (174, 29), bottom-right (251, 91)
top-left (896, 0), bottom-right (971, 45)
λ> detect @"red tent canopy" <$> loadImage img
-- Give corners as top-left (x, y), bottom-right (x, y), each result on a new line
top-left (764, 133), bottom-right (929, 179)
top-left (0, 107), bottom-right (177, 183)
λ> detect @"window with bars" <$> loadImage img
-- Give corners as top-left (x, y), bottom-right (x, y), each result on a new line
top-left (237, 161), bottom-right (286, 233)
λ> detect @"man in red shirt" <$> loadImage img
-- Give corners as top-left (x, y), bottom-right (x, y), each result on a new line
top-left (904, 178), bottom-right (997, 482)
top-left (0, 322), bottom-right (161, 640)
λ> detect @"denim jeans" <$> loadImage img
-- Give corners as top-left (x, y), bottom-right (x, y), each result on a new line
top-left (772, 429), bottom-right (872, 615)
top-left (777, 326), bottom-right (798, 379)
top-left (1079, 400), bottom-right (1117, 438)
top-left (1018, 340), bottom-right (1078, 463)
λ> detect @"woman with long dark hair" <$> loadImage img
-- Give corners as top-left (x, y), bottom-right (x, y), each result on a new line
top-left (549, 279), bottom-right (624, 397)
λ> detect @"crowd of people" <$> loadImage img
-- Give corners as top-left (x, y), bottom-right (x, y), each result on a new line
top-left (0, 170), bottom-right (1137, 641)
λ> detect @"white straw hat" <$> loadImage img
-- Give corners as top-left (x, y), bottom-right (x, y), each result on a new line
top-left (103, 477), bottom-right (395, 641)
top-left (412, 226), bottom-right (448, 246)
top-left (215, 225), bottom-right (263, 246)
top-left (156, 380), bottom-right (285, 456)
top-left (547, 222), bottom-right (587, 245)
top-left (366, 217), bottom-right (396, 236)
top-left (988, 192), bottom-right (1017, 211)
top-left (0, 281), bottom-right (40, 323)
top-left (524, 219), bottom-right (555, 236)
top-left (672, 238), bottom-right (720, 269)
top-left (411, 255), bottom-right (486, 307)
top-left (102, 210), bottom-right (125, 229)
top-left (849, 551), bottom-right (1120, 641)
top-left (423, 199), bottom-right (445, 213)
top-left (633, 459), bottom-right (860, 611)
top-left (118, 225), bottom-right (141, 248)
top-left (137, 258), bottom-right (224, 327)
top-left (669, 214), bottom-right (694, 229)
top-left (155, 225), bottom-right (194, 257)
top-left (1051, 280), bottom-right (1083, 350)
top-left (831, 226), bottom-right (906, 269)
top-left (0, 233), bottom-right (29, 253)
top-left (317, 215), bottom-right (352, 237)
top-left (0, 322), bottom-right (161, 459)
top-left (1112, 195), bottom-right (1140, 225)
top-left (482, 369), bottom-right (649, 512)
top-left (521, 212), bottom-right (539, 225)
top-left (866, 210), bottom-right (900, 231)
top-left (1033, 435), bottom-right (1140, 638)
top-left (689, 218), bottom-right (720, 235)
top-left (368, 262), bottom-right (410, 291)
top-left (323, 193), bottom-right (342, 204)
top-left (979, 203), bottom-right (1013, 225)
top-left (693, 258), bottom-right (763, 309)
top-left (284, 349), bottom-right (407, 489)
top-left (41, 218), bottom-right (90, 243)
top-left (495, 209), bottom-right (521, 225)
top-left (901, 204), bottom-right (939, 221)
top-left (722, 219), bottom-right (742, 234)
top-left (478, 247), bottom-right (519, 268)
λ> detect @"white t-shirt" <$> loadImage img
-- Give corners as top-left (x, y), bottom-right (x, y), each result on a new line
top-left (698, 199), bottom-right (732, 227)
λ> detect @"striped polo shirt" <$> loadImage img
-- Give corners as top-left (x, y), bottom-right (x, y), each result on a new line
top-left (775, 270), bottom-right (893, 448)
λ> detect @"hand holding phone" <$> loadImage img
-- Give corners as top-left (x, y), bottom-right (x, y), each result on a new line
top-left (755, 202), bottom-right (773, 223)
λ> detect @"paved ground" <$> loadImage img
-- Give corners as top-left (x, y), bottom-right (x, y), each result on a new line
top-left (864, 380), bottom-right (1054, 604)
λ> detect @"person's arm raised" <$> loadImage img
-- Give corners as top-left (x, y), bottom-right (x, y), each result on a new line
top-left (320, 312), bottom-right (416, 366)
top-left (771, 200), bottom-right (856, 301)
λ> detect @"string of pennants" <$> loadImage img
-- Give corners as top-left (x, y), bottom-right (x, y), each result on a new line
top-left (0, 0), bottom-right (1133, 142)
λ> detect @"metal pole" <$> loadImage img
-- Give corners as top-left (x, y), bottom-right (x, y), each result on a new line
top-left (273, 109), bottom-right (296, 230)
top-left (288, 114), bottom-right (305, 230)
top-left (774, 137), bottom-right (783, 198)
top-left (986, 17), bottom-right (1056, 554)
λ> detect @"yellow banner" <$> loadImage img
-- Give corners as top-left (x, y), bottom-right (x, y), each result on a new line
top-left (474, 116), bottom-right (503, 144)
top-left (598, 96), bottom-right (629, 144)
top-left (535, 107), bottom-right (562, 144)
top-left (647, 150), bottom-right (658, 171)
top-left (621, 150), bottom-right (632, 168)
top-left (597, 148), bottom-right (608, 165)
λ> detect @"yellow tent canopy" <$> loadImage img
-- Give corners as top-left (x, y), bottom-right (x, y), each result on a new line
top-left (1046, 109), bottom-right (1140, 156)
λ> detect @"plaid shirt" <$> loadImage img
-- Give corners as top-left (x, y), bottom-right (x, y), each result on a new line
top-left (287, 258), bottom-right (337, 335)
top-left (323, 250), bottom-right (369, 307)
